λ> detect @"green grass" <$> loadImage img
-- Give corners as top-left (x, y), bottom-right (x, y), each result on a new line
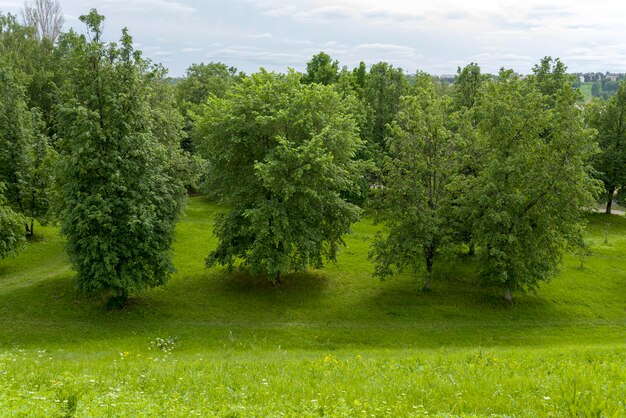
top-left (1, 196), bottom-right (625, 416)
top-left (579, 82), bottom-right (594, 102)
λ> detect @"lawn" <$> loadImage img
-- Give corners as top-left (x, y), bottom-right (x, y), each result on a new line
top-left (0, 196), bottom-right (624, 416)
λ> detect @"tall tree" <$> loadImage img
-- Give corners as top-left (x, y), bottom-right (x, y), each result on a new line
top-left (0, 61), bottom-right (55, 236)
top-left (302, 51), bottom-right (339, 85)
top-left (362, 62), bottom-right (409, 161)
top-left (370, 78), bottom-right (460, 291)
top-left (195, 70), bottom-right (364, 282)
top-left (55, 10), bottom-right (186, 306)
top-left (1, 12), bottom-right (61, 140)
top-left (468, 69), bottom-right (599, 301)
top-left (586, 82), bottom-right (626, 213)
top-left (452, 62), bottom-right (489, 110)
top-left (21, 0), bottom-right (64, 43)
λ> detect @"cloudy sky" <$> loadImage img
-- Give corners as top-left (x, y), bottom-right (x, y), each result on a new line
top-left (2, 0), bottom-right (626, 76)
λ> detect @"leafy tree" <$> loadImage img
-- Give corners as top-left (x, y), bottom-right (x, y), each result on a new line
top-left (531, 57), bottom-right (573, 104)
top-left (586, 82), bottom-right (626, 213)
top-left (468, 69), bottom-right (599, 300)
top-left (146, 65), bottom-right (204, 190)
top-left (55, 10), bottom-right (186, 306)
top-left (591, 81), bottom-right (601, 98)
top-left (175, 62), bottom-right (242, 153)
top-left (370, 80), bottom-right (459, 291)
top-left (352, 61), bottom-right (367, 93)
top-left (362, 62), bottom-right (409, 161)
top-left (0, 184), bottom-right (25, 259)
top-left (0, 62), bottom-right (55, 236)
top-left (453, 63), bottom-right (489, 110)
top-left (1, 12), bottom-right (61, 139)
top-left (302, 51), bottom-right (339, 85)
top-left (195, 70), bottom-right (364, 282)
top-left (176, 62), bottom-right (242, 106)
top-left (448, 63), bottom-right (489, 255)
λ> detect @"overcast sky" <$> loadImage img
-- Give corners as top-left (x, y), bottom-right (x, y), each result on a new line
top-left (2, 0), bottom-right (626, 77)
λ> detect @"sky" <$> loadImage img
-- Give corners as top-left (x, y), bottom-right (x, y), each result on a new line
top-left (2, 0), bottom-right (626, 77)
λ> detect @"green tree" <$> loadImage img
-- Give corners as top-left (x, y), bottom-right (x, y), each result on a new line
top-left (302, 51), bottom-right (339, 85)
top-left (370, 80), bottom-right (459, 291)
top-left (195, 70), bottom-right (364, 282)
top-left (175, 62), bottom-right (242, 154)
top-left (362, 62), bottom-right (409, 161)
top-left (1, 12), bottom-right (61, 140)
top-left (55, 10), bottom-right (186, 306)
top-left (175, 62), bottom-right (242, 106)
top-left (468, 69), bottom-right (599, 301)
top-left (591, 81), bottom-right (602, 98)
top-left (0, 62), bottom-right (55, 236)
top-left (586, 82), bottom-right (626, 213)
top-left (0, 184), bottom-right (25, 259)
top-left (453, 63), bottom-right (488, 110)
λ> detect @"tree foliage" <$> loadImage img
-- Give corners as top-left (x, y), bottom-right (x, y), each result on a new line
top-left (370, 80), bottom-right (460, 290)
top-left (0, 60), bottom-right (56, 236)
top-left (302, 51), bottom-right (339, 85)
top-left (362, 62), bottom-right (409, 161)
top-left (55, 10), bottom-right (186, 304)
top-left (195, 70), bottom-right (364, 281)
top-left (466, 70), bottom-right (599, 300)
top-left (0, 184), bottom-right (25, 259)
top-left (585, 81), bottom-right (626, 213)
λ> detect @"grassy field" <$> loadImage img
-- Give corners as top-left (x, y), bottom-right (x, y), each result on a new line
top-left (578, 82), bottom-right (594, 102)
top-left (0, 196), bottom-right (624, 416)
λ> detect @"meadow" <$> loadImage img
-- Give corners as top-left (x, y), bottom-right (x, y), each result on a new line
top-left (0, 196), bottom-right (624, 416)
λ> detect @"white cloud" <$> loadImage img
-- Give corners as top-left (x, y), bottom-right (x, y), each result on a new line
top-left (249, 33), bottom-right (273, 39)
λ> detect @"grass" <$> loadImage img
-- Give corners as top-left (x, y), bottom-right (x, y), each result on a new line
top-left (578, 82), bottom-right (594, 102)
top-left (0, 196), bottom-right (625, 416)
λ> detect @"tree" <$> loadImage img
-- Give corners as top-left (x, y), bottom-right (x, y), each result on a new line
top-left (175, 62), bottom-right (242, 106)
top-left (302, 51), bottom-right (339, 85)
top-left (362, 62), bottom-right (409, 161)
top-left (453, 62), bottom-right (489, 110)
top-left (0, 184), bottom-right (25, 259)
top-left (175, 62), bottom-right (242, 153)
top-left (370, 79), bottom-right (459, 291)
top-left (468, 69), bottom-right (599, 301)
top-left (195, 70), bottom-right (364, 282)
top-left (55, 10), bottom-right (186, 306)
top-left (21, 0), bottom-right (63, 43)
top-left (1, 12), bottom-right (61, 141)
top-left (586, 82), bottom-right (626, 213)
top-left (0, 61), bottom-right (55, 237)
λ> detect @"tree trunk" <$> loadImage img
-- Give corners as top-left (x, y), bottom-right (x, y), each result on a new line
top-left (468, 243), bottom-right (475, 256)
top-left (606, 187), bottom-right (615, 214)
top-left (503, 286), bottom-right (512, 302)
top-left (274, 271), bottom-right (283, 284)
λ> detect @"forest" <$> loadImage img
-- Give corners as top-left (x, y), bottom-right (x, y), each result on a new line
top-left (1, 5), bottom-right (625, 416)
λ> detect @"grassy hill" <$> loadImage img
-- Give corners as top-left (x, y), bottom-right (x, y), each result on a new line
top-left (0, 196), bottom-right (624, 416)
